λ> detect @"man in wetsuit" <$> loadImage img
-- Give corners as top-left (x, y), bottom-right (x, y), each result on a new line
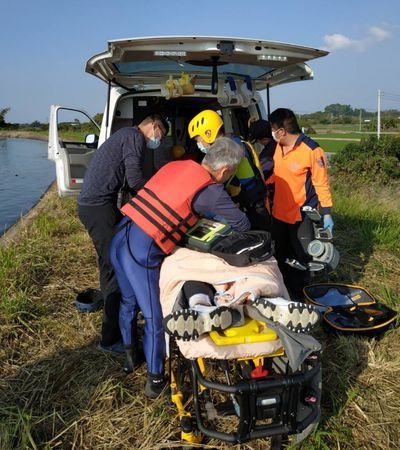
top-left (110, 137), bottom-right (250, 398)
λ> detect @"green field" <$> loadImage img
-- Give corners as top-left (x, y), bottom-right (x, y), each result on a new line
top-left (309, 131), bottom-right (399, 153)
top-left (309, 134), bottom-right (362, 153)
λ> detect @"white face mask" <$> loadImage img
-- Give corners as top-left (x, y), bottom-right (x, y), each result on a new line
top-left (271, 130), bottom-right (280, 142)
top-left (197, 142), bottom-right (208, 153)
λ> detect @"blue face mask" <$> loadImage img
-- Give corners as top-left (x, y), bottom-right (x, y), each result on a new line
top-left (197, 142), bottom-right (208, 154)
top-left (148, 137), bottom-right (161, 149)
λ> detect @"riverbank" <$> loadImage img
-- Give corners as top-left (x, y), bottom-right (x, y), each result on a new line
top-left (0, 129), bottom-right (48, 141)
top-left (0, 182), bottom-right (56, 247)
top-left (0, 185), bottom-right (399, 449)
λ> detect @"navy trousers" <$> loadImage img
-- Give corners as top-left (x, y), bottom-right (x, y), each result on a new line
top-left (78, 203), bottom-right (122, 347)
top-left (271, 215), bottom-right (314, 299)
top-left (110, 218), bottom-right (165, 375)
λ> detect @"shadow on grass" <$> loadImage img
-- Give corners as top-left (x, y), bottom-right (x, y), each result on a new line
top-left (304, 329), bottom-right (371, 449)
top-left (312, 212), bottom-right (377, 287)
top-left (300, 211), bottom-right (392, 447)
top-left (0, 340), bottom-right (140, 449)
top-left (0, 336), bottom-right (211, 450)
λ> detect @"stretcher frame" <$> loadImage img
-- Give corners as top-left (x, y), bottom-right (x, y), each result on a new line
top-left (167, 333), bottom-right (321, 447)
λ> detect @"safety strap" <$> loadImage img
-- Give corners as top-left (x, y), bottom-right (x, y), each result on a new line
top-left (141, 188), bottom-right (194, 243)
top-left (143, 187), bottom-right (185, 223)
top-left (128, 198), bottom-right (180, 245)
top-left (241, 140), bottom-right (265, 182)
top-left (129, 190), bottom-right (194, 246)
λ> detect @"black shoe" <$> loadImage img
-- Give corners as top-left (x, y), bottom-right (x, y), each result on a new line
top-left (123, 347), bottom-right (145, 374)
top-left (145, 373), bottom-right (168, 399)
top-left (97, 340), bottom-right (125, 354)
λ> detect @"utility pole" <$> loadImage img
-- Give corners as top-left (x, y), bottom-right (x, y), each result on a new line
top-left (359, 109), bottom-right (362, 132)
top-left (377, 89), bottom-right (381, 139)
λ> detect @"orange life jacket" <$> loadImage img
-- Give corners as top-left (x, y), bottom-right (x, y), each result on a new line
top-left (120, 160), bottom-right (214, 254)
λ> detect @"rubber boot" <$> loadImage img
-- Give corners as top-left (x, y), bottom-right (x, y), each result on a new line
top-left (144, 372), bottom-right (168, 398)
top-left (123, 319), bottom-right (145, 374)
top-left (123, 346), bottom-right (136, 374)
top-left (123, 345), bottom-right (145, 374)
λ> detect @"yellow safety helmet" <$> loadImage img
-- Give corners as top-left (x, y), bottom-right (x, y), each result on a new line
top-left (188, 110), bottom-right (223, 144)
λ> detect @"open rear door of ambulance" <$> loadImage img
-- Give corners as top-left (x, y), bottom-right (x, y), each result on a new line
top-left (86, 35), bottom-right (328, 91)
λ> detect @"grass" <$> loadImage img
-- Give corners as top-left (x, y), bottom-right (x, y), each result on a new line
top-left (311, 139), bottom-right (351, 153)
top-left (0, 129), bottom-right (91, 142)
top-left (1, 185), bottom-right (399, 449)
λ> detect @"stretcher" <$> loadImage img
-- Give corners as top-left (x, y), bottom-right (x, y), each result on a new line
top-left (160, 248), bottom-right (322, 448)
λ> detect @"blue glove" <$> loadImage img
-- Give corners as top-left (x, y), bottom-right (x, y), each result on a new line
top-left (323, 214), bottom-right (334, 232)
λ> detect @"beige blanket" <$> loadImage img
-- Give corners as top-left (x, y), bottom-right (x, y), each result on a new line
top-left (160, 247), bottom-right (289, 359)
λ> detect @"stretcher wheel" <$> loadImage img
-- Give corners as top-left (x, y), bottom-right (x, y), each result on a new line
top-left (270, 433), bottom-right (289, 450)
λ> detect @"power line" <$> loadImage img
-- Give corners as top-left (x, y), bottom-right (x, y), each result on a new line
top-left (381, 90), bottom-right (400, 98)
top-left (381, 91), bottom-right (400, 103)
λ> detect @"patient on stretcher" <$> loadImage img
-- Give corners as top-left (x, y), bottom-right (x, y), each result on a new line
top-left (163, 279), bottom-right (320, 341)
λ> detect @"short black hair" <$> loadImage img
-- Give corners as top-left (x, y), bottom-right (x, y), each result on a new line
top-left (248, 119), bottom-right (272, 140)
top-left (268, 108), bottom-right (301, 134)
top-left (142, 113), bottom-right (170, 135)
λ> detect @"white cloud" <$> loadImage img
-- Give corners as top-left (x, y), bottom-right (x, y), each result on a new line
top-left (322, 25), bottom-right (391, 52)
top-left (368, 26), bottom-right (391, 41)
top-left (322, 33), bottom-right (359, 51)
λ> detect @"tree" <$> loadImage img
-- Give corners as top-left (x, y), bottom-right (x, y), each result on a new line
top-left (0, 107), bottom-right (10, 127)
top-left (93, 113), bottom-right (103, 125)
top-left (324, 103), bottom-right (353, 116)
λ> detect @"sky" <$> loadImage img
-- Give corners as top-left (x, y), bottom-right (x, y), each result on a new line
top-left (1, 0), bottom-right (399, 123)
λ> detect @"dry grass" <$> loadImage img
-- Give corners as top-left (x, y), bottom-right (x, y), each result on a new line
top-left (0, 186), bottom-right (399, 450)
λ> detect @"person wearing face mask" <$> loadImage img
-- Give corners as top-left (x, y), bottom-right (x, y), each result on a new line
top-left (187, 110), bottom-right (270, 231)
top-left (266, 108), bottom-right (334, 300)
top-left (77, 114), bottom-right (169, 354)
top-left (110, 137), bottom-right (250, 398)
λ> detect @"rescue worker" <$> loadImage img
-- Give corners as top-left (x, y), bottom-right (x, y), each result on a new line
top-left (78, 114), bottom-right (169, 354)
top-left (248, 119), bottom-right (277, 219)
top-left (109, 137), bottom-right (250, 398)
top-left (248, 119), bottom-right (277, 180)
top-left (187, 110), bottom-right (271, 230)
top-left (267, 108), bottom-right (334, 300)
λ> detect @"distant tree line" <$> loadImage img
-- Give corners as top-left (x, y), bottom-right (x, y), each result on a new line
top-left (298, 103), bottom-right (400, 131)
top-left (0, 108), bottom-right (104, 132)
top-left (1, 103), bottom-right (399, 132)
top-left (0, 107), bottom-right (11, 127)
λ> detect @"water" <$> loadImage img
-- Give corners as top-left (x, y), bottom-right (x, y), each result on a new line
top-left (0, 138), bottom-right (55, 235)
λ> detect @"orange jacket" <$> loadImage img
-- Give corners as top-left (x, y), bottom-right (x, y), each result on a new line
top-left (267, 134), bottom-right (332, 224)
top-left (120, 160), bottom-right (214, 254)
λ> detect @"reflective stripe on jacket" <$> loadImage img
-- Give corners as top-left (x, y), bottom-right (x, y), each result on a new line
top-left (226, 139), bottom-right (266, 207)
top-left (120, 160), bottom-right (214, 254)
top-left (267, 134), bottom-right (333, 224)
